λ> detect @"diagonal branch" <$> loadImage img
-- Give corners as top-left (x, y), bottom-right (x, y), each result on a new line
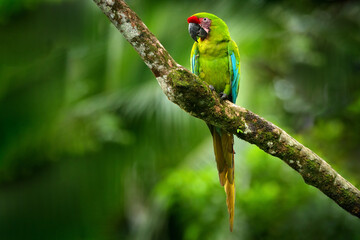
top-left (93, 0), bottom-right (360, 218)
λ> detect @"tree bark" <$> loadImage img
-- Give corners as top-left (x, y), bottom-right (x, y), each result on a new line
top-left (93, 0), bottom-right (360, 218)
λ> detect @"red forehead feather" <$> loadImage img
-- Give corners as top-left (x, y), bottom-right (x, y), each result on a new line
top-left (187, 16), bottom-right (200, 24)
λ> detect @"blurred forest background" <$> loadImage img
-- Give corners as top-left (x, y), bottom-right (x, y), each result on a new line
top-left (1, 0), bottom-right (360, 239)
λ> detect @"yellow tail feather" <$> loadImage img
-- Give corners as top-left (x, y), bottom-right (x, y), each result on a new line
top-left (225, 171), bottom-right (235, 232)
top-left (210, 125), bottom-right (235, 232)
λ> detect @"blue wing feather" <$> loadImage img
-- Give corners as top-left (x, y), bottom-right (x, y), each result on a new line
top-left (230, 53), bottom-right (240, 103)
top-left (228, 41), bottom-right (240, 104)
top-left (190, 42), bottom-right (199, 75)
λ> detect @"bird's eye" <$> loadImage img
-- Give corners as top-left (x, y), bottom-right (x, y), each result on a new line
top-left (203, 18), bottom-right (208, 21)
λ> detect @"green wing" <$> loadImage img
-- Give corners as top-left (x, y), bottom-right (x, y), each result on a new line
top-left (190, 42), bottom-right (200, 75)
top-left (228, 40), bottom-right (240, 103)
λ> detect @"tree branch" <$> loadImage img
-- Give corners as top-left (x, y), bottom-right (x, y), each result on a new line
top-left (93, 0), bottom-right (360, 218)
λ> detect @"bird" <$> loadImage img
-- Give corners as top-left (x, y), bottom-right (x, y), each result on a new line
top-left (187, 12), bottom-right (240, 232)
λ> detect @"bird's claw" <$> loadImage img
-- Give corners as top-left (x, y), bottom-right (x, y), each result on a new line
top-left (219, 92), bottom-right (228, 100)
top-left (209, 86), bottom-right (228, 100)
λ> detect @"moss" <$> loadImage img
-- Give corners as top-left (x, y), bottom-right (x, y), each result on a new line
top-left (262, 131), bottom-right (275, 141)
top-left (324, 173), bottom-right (335, 182)
top-left (305, 158), bottom-right (319, 172)
top-left (167, 69), bottom-right (221, 119)
top-left (284, 144), bottom-right (297, 159)
top-left (170, 70), bottom-right (200, 94)
top-left (255, 131), bottom-right (278, 152)
top-left (321, 173), bottom-right (335, 186)
top-left (337, 187), bottom-right (353, 205)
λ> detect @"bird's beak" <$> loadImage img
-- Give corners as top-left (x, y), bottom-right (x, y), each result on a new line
top-left (188, 23), bottom-right (207, 42)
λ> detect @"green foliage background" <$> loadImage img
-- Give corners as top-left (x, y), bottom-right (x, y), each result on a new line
top-left (1, 0), bottom-right (360, 239)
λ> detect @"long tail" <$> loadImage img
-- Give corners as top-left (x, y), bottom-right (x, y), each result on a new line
top-left (209, 124), bottom-right (235, 232)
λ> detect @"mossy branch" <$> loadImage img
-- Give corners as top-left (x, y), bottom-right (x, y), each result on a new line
top-left (93, 0), bottom-right (360, 218)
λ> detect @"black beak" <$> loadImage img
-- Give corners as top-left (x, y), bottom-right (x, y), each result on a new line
top-left (188, 23), bottom-right (207, 42)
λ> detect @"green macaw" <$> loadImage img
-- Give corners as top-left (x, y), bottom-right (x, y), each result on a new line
top-left (187, 13), bottom-right (240, 231)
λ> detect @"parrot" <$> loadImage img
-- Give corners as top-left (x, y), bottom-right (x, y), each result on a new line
top-left (187, 13), bottom-right (240, 232)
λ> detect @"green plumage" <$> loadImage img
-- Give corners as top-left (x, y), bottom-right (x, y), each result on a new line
top-left (190, 13), bottom-right (240, 102)
top-left (189, 12), bottom-right (240, 232)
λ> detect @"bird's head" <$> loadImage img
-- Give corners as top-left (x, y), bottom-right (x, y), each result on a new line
top-left (187, 13), bottom-right (229, 42)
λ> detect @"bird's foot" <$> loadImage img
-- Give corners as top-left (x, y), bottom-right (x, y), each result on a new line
top-left (219, 92), bottom-right (228, 100)
top-left (209, 85), bottom-right (216, 91)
